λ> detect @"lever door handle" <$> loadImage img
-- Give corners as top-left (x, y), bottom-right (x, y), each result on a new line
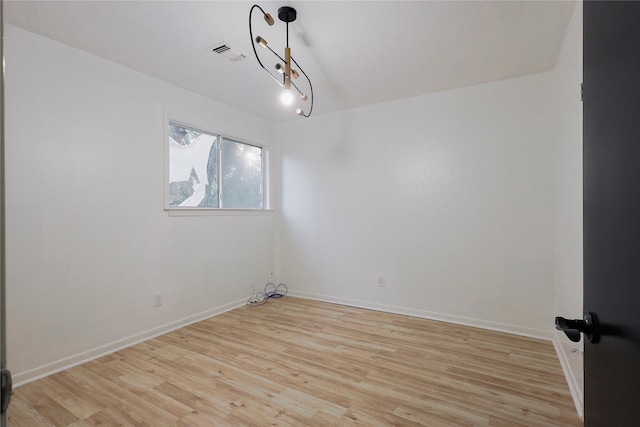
top-left (555, 312), bottom-right (600, 343)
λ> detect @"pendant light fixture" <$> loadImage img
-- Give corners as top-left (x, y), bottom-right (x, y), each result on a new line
top-left (249, 4), bottom-right (314, 117)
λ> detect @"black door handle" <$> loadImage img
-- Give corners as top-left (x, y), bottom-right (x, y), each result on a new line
top-left (555, 312), bottom-right (600, 343)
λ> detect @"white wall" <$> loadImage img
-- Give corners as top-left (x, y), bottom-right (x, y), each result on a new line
top-left (5, 26), bottom-right (277, 384)
top-left (6, 7), bottom-right (584, 401)
top-left (551, 2), bottom-right (584, 418)
top-left (276, 71), bottom-right (557, 338)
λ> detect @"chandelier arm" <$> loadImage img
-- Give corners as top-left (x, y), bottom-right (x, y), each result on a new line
top-left (250, 4), bottom-right (286, 87)
top-left (264, 69), bottom-right (286, 87)
top-left (290, 79), bottom-right (303, 95)
top-left (290, 56), bottom-right (314, 117)
top-left (262, 46), bottom-right (287, 86)
top-left (249, 5), bottom-right (270, 74)
top-left (263, 44), bottom-right (286, 65)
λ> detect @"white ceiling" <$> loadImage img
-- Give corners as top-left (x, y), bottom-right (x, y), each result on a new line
top-left (5, 0), bottom-right (576, 123)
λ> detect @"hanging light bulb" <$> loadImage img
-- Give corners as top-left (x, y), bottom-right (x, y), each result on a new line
top-left (281, 89), bottom-right (294, 105)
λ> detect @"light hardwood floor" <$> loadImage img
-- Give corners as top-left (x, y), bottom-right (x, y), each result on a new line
top-left (9, 297), bottom-right (582, 426)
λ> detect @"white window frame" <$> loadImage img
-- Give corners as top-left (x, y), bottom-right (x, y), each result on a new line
top-left (163, 115), bottom-right (270, 215)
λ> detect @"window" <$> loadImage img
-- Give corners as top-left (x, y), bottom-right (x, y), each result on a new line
top-left (167, 122), bottom-right (264, 210)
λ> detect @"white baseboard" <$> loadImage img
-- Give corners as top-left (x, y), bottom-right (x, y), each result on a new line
top-left (288, 290), bottom-right (553, 341)
top-left (13, 297), bottom-right (247, 387)
top-left (13, 292), bottom-right (563, 395)
top-left (552, 335), bottom-right (584, 420)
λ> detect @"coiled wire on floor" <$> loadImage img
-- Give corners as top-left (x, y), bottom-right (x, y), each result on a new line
top-left (246, 282), bottom-right (288, 307)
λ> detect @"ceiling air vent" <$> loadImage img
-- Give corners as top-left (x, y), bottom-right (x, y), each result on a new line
top-left (209, 42), bottom-right (246, 62)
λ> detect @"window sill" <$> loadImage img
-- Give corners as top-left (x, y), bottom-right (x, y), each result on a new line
top-left (166, 208), bottom-right (274, 217)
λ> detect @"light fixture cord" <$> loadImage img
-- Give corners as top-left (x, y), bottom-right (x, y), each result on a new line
top-left (249, 4), bottom-right (284, 87)
top-left (290, 56), bottom-right (314, 117)
top-left (249, 5), bottom-right (269, 71)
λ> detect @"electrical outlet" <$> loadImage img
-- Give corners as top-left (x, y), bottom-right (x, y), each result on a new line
top-left (377, 276), bottom-right (386, 287)
top-left (153, 293), bottom-right (162, 307)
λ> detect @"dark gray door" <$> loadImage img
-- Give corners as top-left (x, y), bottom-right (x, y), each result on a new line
top-left (583, 1), bottom-right (640, 425)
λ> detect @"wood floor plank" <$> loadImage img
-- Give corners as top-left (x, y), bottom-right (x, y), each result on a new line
top-left (30, 377), bottom-right (101, 420)
top-left (9, 297), bottom-right (582, 426)
top-left (15, 382), bottom-right (79, 426)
